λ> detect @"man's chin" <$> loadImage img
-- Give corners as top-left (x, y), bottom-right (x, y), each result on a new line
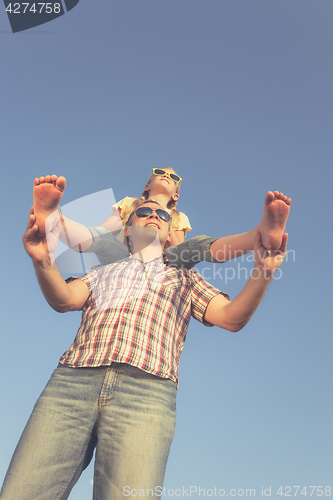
top-left (129, 226), bottom-right (161, 248)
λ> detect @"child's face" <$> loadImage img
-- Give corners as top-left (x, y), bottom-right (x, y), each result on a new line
top-left (145, 168), bottom-right (181, 200)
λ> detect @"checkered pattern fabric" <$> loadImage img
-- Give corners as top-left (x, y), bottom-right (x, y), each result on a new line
top-left (59, 256), bottom-right (228, 384)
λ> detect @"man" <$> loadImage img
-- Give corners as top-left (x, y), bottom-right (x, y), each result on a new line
top-left (0, 200), bottom-right (288, 500)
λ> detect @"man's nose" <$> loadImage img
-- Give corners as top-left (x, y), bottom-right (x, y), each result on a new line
top-left (148, 211), bottom-right (160, 220)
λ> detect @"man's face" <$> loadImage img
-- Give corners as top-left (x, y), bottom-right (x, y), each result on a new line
top-left (127, 202), bottom-right (171, 249)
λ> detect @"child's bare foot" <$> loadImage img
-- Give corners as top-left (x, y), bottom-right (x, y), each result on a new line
top-left (33, 175), bottom-right (66, 235)
top-left (259, 191), bottom-right (291, 250)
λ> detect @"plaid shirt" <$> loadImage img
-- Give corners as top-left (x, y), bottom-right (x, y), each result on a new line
top-left (59, 255), bottom-right (228, 385)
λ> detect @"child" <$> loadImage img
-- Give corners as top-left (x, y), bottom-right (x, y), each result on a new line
top-left (32, 169), bottom-right (291, 269)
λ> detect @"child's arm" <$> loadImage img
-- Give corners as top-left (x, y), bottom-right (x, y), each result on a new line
top-left (210, 191), bottom-right (291, 262)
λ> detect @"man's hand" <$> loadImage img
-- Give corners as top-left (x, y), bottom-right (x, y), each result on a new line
top-left (23, 207), bottom-right (60, 263)
top-left (253, 230), bottom-right (288, 279)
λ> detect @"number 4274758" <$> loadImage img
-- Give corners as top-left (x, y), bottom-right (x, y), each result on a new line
top-left (5, 3), bottom-right (61, 14)
top-left (276, 486), bottom-right (331, 496)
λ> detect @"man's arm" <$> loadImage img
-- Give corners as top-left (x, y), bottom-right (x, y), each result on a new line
top-left (204, 231), bottom-right (288, 332)
top-left (23, 208), bottom-right (90, 313)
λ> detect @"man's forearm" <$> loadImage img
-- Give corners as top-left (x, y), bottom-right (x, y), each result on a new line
top-left (221, 268), bottom-right (274, 331)
top-left (33, 256), bottom-right (77, 312)
top-left (23, 209), bottom-right (89, 312)
top-left (205, 230), bottom-right (287, 331)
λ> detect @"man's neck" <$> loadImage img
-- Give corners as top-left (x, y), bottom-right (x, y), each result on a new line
top-left (131, 238), bottom-right (164, 263)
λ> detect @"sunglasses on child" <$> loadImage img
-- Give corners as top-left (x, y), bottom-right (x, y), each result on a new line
top-left (135, 206), bottom-right (171, 223)
top-left (151, 168), bottom-right (182, 184)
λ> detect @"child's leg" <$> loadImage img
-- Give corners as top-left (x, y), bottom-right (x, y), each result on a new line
top-left (33, 176), bottom-right (129, 266)
top-left (80, 226), bottom-right (130, 265)
top-left (165, 236), bottom-right (219, 269)
top-left (258, 191), bottom-right (291, 250)
top-left (210, 191), bottom-right (291, 262)
top-left (33, 175), bottom-right (95, 252)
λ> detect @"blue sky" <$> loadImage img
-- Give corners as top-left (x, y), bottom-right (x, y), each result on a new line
top-left (1, 1), bottom-right (332, 498)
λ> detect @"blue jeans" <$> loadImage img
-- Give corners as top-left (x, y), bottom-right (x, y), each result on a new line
top-left (0, 363), bottom-right (177, 500)
top-left (84, 228), bottom-right (219, 269)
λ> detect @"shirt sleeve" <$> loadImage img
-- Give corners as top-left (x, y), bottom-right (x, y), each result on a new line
top-left (77, 267), bottom-right (100, 291)
top-left (112, 197), bottom-right (136, 222)
top-left (188, 269), bottom-right (230, 327)
top-left (172, 211), bottom-right (192, 235)
top-left (65, 267), bottom-right (101, 309)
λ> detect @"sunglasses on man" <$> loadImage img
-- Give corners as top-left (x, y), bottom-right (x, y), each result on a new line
top-left (135, 206), bottom-right (171, 223)
top-left (151, 169), bottom-right (182, 184)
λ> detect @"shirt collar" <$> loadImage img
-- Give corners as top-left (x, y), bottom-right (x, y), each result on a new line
top-left (129, 253), bottom-right (168, 267)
